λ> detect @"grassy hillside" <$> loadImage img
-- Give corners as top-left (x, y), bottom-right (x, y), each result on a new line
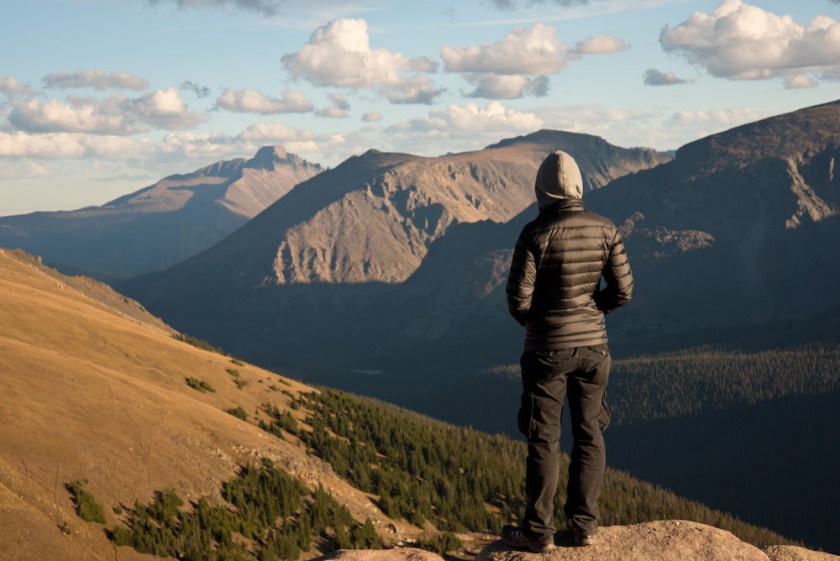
top-left (0, 248), bottom-right (404, 561)
top-left (0, 248), bottom-right (799, 560)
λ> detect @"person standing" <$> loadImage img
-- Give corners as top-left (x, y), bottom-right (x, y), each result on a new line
top-left (502, 150), bottom-right (633, 551)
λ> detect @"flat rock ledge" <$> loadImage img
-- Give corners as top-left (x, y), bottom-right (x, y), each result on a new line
top-left (477, 521), bottom-right (839, 561)
top-left (307, 523), bottom-right (839, 561)
top-left (310, 547), bottom-right (445, 561)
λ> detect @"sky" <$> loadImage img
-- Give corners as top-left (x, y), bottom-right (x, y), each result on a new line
top-left (1, 0), bottom-right (840, 216)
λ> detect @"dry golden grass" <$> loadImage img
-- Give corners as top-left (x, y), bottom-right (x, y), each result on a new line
top-left (0, 249), bottom-right (409, 560)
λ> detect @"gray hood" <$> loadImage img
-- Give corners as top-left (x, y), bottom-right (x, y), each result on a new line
top-left (535, 150), bottom-right (583, 209)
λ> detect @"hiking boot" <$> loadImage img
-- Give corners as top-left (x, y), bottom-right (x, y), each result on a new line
top-left (558, 525), bottom-right (595, 547)
top-left (500, 524), bottom-right (557, 552)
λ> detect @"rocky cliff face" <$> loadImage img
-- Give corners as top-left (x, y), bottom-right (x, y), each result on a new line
top-left (0, 146), bottom-right (322, 279)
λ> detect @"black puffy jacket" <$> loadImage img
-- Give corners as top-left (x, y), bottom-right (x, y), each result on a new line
top-left (506, 164), bottom-right (633, 351)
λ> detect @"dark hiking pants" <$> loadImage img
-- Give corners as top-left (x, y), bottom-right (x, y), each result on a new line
top-left (517, 345), bottom-right (611, 542)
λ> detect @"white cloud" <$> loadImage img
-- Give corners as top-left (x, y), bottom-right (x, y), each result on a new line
top-left (8, 88), bottom-right (205, 134)
top-left (327, 92), bottom-right (350, 110)
top-left (441, 24), bottom-right (623, 100)
top-left (282, 18), bottom-right (442, 104)
top-left (394, 101), bottom-right (542, 136)
top-left (643, 68), bottom-right (687, 86)
top-left (381, 75), bottom-right (443, 104)
top-left (237, 122), bottom-right (315, 143)
top-left (671, 107), bottom-right (765, 126)
top-left (574, 35), bottom-right (626, 54)
top-left (362, 112), bottom-right (383, 122)
top-left (8, 97), bottom-right (144, 135)
top-left (131, 88), bottom-right (207, 130)
top-left (43, 70), bottom-right (149, 91)
top-left (315, 106), bottom-right (348, 118)
top-left (0, 76), bottom-right (30, 97)
top-left (0, 131), bottom-right (139, 158)
top-left (467, 74), bottom-right (549, 99)
top-left (215, 88), bottom-right (313, 114)
top-left (784, 75), bottom-right (818, 89)
top-left (660, 0), bottom-right (840, 82)
top-left (441, 23), bottom-right (569, 75)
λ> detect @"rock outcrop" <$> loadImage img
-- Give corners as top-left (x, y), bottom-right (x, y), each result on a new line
top-left (311, 548), bottom-right (445, 561)
top-left (476, 521), bottom-right (838, 561)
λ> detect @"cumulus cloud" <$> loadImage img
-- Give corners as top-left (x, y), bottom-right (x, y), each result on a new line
top-left (660, 0), bottom-right (840, 82)
top-left (381, 75), bottom-right (443, 104)
top-left (467, 74), bottom-right (549, 99)
top-left (43, 70), bottom-right (148, 91)
top-left (181, 81), bottom-right (212, 98)
top-left (131, 88), bottom-right (207, 130)
top-left (671, 107), bottom-right (765, 126)
top-left (362, 112), bottom-right (383, 122)
top-left (0, 130), bottom-right (139, 158)
top-left (238, 122), bottom-right (315, 143)
top-left (315, 106), bottom-right (348, 118)
top-left (574, 35), bottom-right (626, 54)
top-left (315, 92), bottom-right (350, 118)
top-left (328, 92), bottom-right (350, 110)
top-left (392, 101), bottom-right (542, 137)
top-left (282, 18), bottom-right (442, 104)
top-left (441, 23), bottom-right (568, 75)
top-left (442, 24), bottom-right (622, 99)
top-left (784, 75), bottom-right (818, 89)
top-left (0, 76), bottom-right (30, 97)
top-left (8, 97), bottom-right (143, 135)
top-left (643, 68), bottom-right (687, 86)
top-left (215, 88), bottom-right (312, 114)
top-left (7, 88), bottom-right (205, 134)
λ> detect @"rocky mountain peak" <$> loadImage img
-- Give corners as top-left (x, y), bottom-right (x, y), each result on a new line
top-left (245, 145), bottom-right (320, 172)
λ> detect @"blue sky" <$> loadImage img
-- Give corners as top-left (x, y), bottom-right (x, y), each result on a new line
top-left (2, 0), bottom-right (839, 216)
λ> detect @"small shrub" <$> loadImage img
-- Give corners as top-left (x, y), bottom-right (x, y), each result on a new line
top-left (226, 406), bottom-right (248, 421)
top-left (230, 358), bottom-right (244, 366)
top-left (226, 368), bottom-right (240, 378)
top-left (66, 480), bottom-right (106, 524)
top-left (234, 379), bottom-right (249, 390)
top-left (185, 377), bottom-right (216, 393)
top-left (417, 532), bottom-right (463, 555)
top-left (172, 333), bottom-right (225, 354)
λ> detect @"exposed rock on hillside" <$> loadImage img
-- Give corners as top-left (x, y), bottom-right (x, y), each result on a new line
top-left (312, 548), bottom-right (445, 561)
top-left (477, 521), bottom-right (836, 561)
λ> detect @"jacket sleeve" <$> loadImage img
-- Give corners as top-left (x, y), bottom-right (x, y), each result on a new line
top-left (594, 228), bottom-right (633, 314)
top-left (506, 227), bottom-right (538, 326)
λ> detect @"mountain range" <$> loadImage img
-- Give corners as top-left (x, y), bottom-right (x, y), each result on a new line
top-left (4, 100), bottom-right (840, 553)
top-left (0, 146), bottom-right (322, 281)
top-left (115, 100), bottom-right (840, 552)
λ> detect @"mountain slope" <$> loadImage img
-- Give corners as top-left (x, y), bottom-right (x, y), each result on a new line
top-left (0, 249), bottom-right (805, 560)
top-left (121, 130), bottom-right (668, 366)
top-left (347, 99), bottom-right (840, 371)
top-left (0, 146), bottom-right (322, 280)
top-left (0, 248), bottom-right (396, 561)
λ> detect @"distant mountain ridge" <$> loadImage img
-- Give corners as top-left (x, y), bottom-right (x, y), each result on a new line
top-left (0, 146), bottom-right (322, 280)
top-left (121, 129), bottom-right (669, 367)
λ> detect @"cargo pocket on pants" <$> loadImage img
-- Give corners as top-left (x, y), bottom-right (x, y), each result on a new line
top-left (598, 391), bottom-right (611, 432)
top-left (518, 393), bottom-right (536, 438)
